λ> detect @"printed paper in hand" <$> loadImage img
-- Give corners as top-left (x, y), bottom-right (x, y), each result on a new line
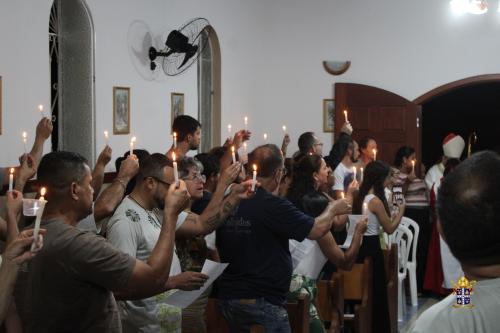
top-left (162, 260), bottom-right (228, 308)
top-left (341, 215), bottom-right (364, 249)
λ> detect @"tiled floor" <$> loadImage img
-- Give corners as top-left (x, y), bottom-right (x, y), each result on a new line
top-left (397, 294), bottom-right (442, 333)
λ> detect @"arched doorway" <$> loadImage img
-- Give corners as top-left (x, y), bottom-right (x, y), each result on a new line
top-left (50, 0), bottom-right (95, 162)
top-left (198, 26), bottom-right (221, 153)
top-left (413, 74), bottom-right (500, 170)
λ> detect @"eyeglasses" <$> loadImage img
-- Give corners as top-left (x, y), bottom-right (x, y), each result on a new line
top-left (148, 176), bottom-right (171, 187)
top-left (183, 174), bottom-right (206, 183)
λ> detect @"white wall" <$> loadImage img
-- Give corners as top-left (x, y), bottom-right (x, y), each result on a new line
top-left (1, 0), bottom-right (500, 168)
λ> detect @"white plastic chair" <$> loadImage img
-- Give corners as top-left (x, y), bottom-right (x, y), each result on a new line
top-left (392, 224), bottom-right (413, 322)
top-left (400, 217), bottom-right (420, 306)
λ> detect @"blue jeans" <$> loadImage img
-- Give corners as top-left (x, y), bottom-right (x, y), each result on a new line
top-left (217, 298), bottom-right (292, 333)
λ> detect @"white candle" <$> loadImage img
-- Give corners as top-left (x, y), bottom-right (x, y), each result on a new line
top-left (8, 168), bottom-right (14, 192)
top-left (231, 146), bottom-right (236, 164)
top-left (412, 160), bottom-right (416, 174)
top-left (352, 166), bottom-right (357, 181)
top-left (38, 104), bottom-right (44, 118)
top-left (344, 109), bottom-right (349, 123)
top-left (22, 131), bottom-right (28, 155)
top-left (227, 124), bottom-right (232, 137)
top-left (360, 167), bottom-right (364, 183)
top-left (31, 187), bottom-right (47, 251)
top-left (340, 191), bottom-right (345, 199)
top-left (243, 142), bottom-right (248, 153)
top-left (244, 117), bottom-right (248, 131)
top-left (173, 132), bottom-right (177, 149)
top-left (282, 125), bottom-right (287, 134)
top-left (363, 202), bottom-right (368, 215)
top-left (251, 164), bottom-right (257, 191)
top-left (372, 148), bottom-right (377, 161)
top-left (172, 152), bottom-right (179, 187)
top-left (104, 130), bottom-right (109, 146)
top-left (263, 133), bottom-right (268, 141)
top-left (129, 136), bottom-right (136, 156)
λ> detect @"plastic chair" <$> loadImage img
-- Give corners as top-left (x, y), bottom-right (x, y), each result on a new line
top-left (392, 224), bottom-right (413, 322)
top-left (400, 217), bottom-right (420, 306)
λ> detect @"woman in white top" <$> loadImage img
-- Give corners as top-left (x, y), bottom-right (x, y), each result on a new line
top-left (352, 160), bottom-right (405, 333)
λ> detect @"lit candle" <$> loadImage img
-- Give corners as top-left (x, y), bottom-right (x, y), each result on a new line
top-left (22, 131), bottom-right (28, 155)
top-left (8, 168), bottom-right (14, 192)
top-left (352, 166), bottom-right (357, 181)
top-left (172, 152), bottom-right (179, 187)
top-left (130, 136), bottom-right (136, 156)
top-left (104, 130), bottom-right (109, 146)
top-left (363, 202), bottom-right (368, 215)
top-left (244, 117), bottom-right (248, 131)
top-left (173, 132), bottom-right (177, 149)
top-left (282, 125), bottom-right (287, 134)
top-left (372, 148), bottom-right (377, 161)
top-left (251, 164), bottom-right (257, 191)
top-left (263, 133), bottom-right (268, 141)
top-left (344, 109), bottom-right (349, 123)
top-left (360, 167), bottom-right (364, 183)
top-left (38, 104), bottom-right (44, 118)
top-left (31, 187), bottom-right (47, 251)
top-left (340, 191), bottom-right (345, 199)
top-left (227, 124), bottom-right (232, 137)
top-left (411, 160), bottom-right (416, 174)
top-left (243, 142), bottom-right (248, 153)
top-left (231, 146), bottom-right (236, 164)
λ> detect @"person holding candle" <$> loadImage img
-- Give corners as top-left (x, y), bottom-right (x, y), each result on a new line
top-left (285, 154), bottom-right (367, 333)
top-left (292, 132), bottom-right (324, 163)
top-left (331, 138), bottom-right (360, 200)
top-left (356, 136), bottom-right (378, 168)
top-left (352, 160), bottom-right (405, 333)
top-left (166, 115), bottom-right (202, 161)
top-left (15, 151), bottom-right (191, 333)
top-left (106, 153), bottom-right (253, 333)
top-left (216, 144), bottom-right (352, 332)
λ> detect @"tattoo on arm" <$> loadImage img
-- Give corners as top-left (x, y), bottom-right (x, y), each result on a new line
top-left (205, 200), bottom-right (237, 231)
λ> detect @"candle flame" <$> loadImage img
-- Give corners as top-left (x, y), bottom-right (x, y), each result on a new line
top-left (38, 104), bottom-right (44, 112)
top-left (231, 146), bottom-right (235, 153)
top-left (244, 117), bottom-right (248, 124)
top-left (263, 133), bottom-right (268, 140)
top-left (282, 125), bottom-right (287, 132)
top-left (344, 110), bottom-right (348, 116)
top-left (173, 132), bottom-right (177, 138)
top-left (10, 168), bottom-right (14, 174)
top-left (40, 187), bottom-right (46, 196)
top-left (341, 191), bottom-right (345, 199)
top-left (412, 160), bottom-right (415, 165)
top-left (227, 124), bottom-right (232, 132)
top-left (104, 130), bottom-right (109, 138)
top-left (22, 131), bottom-right (27, 139)
top-left (353, 166), bottom-right (357, 173)
top-left (253, 164), bottom-right (257, 171)
top-left (131, 136), bottom-right (136, 143)
top-left (172, 152), bottom-right (176, 162)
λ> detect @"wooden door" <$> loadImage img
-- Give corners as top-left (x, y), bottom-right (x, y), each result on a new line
top-left (335, 83), bottom-right (421, 169)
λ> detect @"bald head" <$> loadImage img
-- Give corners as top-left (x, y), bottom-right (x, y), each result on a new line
top-left (247, 144), bottom-right (283, 178)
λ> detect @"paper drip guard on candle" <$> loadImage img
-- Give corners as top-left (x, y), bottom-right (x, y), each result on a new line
top-left (31, 187), bottom-right (47, 251)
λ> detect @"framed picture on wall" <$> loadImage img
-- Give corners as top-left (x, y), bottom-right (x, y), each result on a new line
top-left (113, 86), bottom-right (130, 134)
top-left (323, 99), bottom-right (335, 133)
top-left (171, 92), bottom-right (184, 125)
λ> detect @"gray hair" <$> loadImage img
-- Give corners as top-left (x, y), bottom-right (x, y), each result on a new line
top-left (178, 157), bottom-right (204, 179)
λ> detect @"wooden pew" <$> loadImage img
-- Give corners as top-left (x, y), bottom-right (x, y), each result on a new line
top-left (338, 258), bottom-right (373, 333)
top-left (316, 273), bottom-right (344, 333)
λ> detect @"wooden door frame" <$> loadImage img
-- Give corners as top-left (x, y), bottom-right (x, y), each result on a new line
top-left (413, 74), bottom-right (500, 105)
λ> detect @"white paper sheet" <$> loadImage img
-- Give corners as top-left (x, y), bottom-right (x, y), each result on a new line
top-left (293, 241), bottom-right (328, 279)
top-left (340, 215), bottom-right (364, 249)
top-left (289, 239), bottom-right (316, 269)
top-left (162, 260), bottom-right (228, 308)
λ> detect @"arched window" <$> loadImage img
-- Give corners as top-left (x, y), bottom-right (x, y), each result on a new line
top-left (49, 0), bottom-right (95, 162)
top-left (198, 26), bottom-right (221, 153)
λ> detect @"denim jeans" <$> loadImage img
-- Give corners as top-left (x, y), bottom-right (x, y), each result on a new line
top-left (217, 298), bottom-right (291, 333)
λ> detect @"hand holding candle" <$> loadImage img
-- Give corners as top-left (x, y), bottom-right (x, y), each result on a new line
top-left (31, 187), bottom-right (47, 251)
top-left (251, 164), bottom-right (257, 192)
top-left (8, 168), bottom-right (14, 192)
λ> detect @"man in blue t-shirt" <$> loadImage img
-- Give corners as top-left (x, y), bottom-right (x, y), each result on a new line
top-left (216, 144), bottom-right (351, 333)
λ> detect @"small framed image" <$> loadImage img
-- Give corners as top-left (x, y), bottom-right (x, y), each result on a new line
top-left (113, 86), bottom-right (130, 134)
top-left (323, 99), bottom-right (335, 133)
top-left (171, 92), bottom-right (184, 125)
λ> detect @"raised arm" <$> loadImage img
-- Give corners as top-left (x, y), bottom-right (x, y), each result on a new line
top-left (91, 145), bottom-right (112, 200)
top-left (93, 155), bottom-right (139, 223)
top-left (29, 118), bottom-right (53, 167)
top-left (370, 197), bottom-right (405, 234)
top-left (308, 198), bottom-right (351, 240)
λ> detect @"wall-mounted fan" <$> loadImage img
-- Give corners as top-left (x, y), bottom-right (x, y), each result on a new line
top-left (149, 18), bottom-right (210, 76)
top-left (127, 20), bottom-right (162, 81)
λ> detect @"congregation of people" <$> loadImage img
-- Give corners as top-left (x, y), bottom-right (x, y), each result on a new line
top-left (0, 113), bottom-right (499, 333)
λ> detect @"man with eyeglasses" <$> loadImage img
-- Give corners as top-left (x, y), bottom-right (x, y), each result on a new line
top-left (293, 132), bottom-right (324, 163)
top-left (106, 153), bottom-right (254, 333)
